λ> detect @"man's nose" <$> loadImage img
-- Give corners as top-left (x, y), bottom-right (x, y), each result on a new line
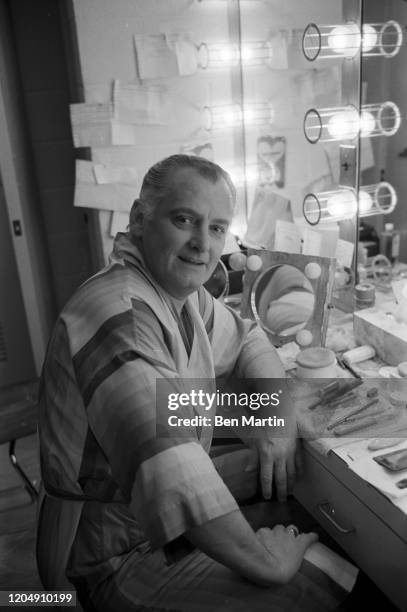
top-left (189, 225), bottom-right (210, 251)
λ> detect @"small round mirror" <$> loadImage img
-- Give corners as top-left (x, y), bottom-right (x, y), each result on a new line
top-left (251, 264), bottom-right (315, 339)
top-left (204, 259), bottom-right (229, 299)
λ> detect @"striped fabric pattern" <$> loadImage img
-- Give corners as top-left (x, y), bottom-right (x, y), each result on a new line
top-left (39, 234), bottom-right (255, 546)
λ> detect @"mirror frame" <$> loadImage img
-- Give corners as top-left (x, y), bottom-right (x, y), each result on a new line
top-left (240, 250), bottom-right (336, 347)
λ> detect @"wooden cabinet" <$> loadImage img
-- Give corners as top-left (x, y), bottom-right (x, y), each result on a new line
top-left (295, 442), bottom-right (407, 611)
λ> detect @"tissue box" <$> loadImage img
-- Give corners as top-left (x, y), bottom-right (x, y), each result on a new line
top-left (353, 302), bottom-right (407, 366)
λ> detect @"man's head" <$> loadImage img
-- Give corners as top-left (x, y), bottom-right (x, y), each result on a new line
top-left (129, 154), bottom-right (236, 300)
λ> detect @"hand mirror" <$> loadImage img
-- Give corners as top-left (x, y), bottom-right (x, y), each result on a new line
top-left (241, 250), bottom-right (335, 347)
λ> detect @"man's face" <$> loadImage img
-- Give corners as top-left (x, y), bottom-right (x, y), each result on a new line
top-left (141, 169), bottom-right (233, 300)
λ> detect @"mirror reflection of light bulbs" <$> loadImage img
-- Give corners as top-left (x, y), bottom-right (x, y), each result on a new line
top-left (362, 24), bottom-right (378, 52)
top-left (241, 45), bottom-right (253, 61)
top-left (327, 23), bottom-right (360, 57)
top-left (358, 190), bottom-right (373, 214)
top-left (360, 111), bottom-right (376, 136)
top-left (326, 191), bottom-right (357, 219)
top-left (327, 108), bottom-right (359, 140)
top-left (219, 45), bottom-right (237, 64)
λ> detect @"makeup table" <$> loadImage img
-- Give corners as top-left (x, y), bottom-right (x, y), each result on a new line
top-left (292, 307), bottom-right (407, 611)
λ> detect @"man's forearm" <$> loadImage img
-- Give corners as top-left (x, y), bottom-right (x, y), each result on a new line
top-left (184, 509), bottom-right (284, 586)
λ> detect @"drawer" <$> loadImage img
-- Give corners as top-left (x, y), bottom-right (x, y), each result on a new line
top-left (294, 447), bottom-right (407, 611)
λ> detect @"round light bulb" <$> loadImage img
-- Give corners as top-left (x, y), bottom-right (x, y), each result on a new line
top-left (360, 111), bottom-right (376, 136)
top-left (246, 255), bottom-right (263, 272)
top-left (358, 190), bottom-right (373, 214)
top-left (326, 191), bottom-right (357, 219)
top-left (228, 252), bottom-right (247, 271)
top-left (304, 262), bottom-right (321, 280)
top-left (296, 329), bottom-right (313, 347)
top-left (327, 23), bottom-right (360, 57)
top-left (362, 24), bottom-right (378, 53)
top-left (327, 108), bottom-right (359, 140)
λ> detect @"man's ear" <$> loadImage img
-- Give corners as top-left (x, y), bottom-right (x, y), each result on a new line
top-left (129, 199), bottom-right (145, 238)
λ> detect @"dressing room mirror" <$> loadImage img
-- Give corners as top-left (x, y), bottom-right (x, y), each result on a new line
top-left (241, 251), bottom-right (335, 348)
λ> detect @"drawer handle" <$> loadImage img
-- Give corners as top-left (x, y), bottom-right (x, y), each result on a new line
top-left (317, 501), bottom-right (355, 534)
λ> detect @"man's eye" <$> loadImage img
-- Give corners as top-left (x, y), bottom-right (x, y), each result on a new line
top-left (175, 215), bottom-right (193, 225)
top-left (211, 225), bottom-right (226, 235)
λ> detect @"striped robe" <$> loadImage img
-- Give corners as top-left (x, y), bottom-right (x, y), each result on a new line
top-left (37, 233), bottom-right (347, 611)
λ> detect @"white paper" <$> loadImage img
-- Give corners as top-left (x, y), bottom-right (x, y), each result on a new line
top-left (304, 542), bottom-right (359, 593)
top-left (75, 160), bottom-right (96, 184)
top-left (335, 239), bottom-right (354, 268)
top-left (360, 137), bottom-right (375, 171)
top-left (74, 183), bottom-right (137, 212)
top-left (110, 211), bottom-right (129, 238)
top-left (166, 33), bottom-right (198, 76)
top-left (222, 231), bottom-right (240, 255)
top-left (391, 279), bottom-right (407, 304)
top-left (71, 120), bottom-right (136, 148)
top-left (70, 103), bottom-right (113, 125)
top-left (93, 163), bottom-right (139, 187)
top-left (113, 80), bottom-right (169, 125)
top-left (273, 220), bottom-right (302, 253)
top-left (134, 34), bottom-right (178, 79)
top-left (302, 227), bottom-right (322, 256)
top-left (266, 30), bottom-right (289, 70)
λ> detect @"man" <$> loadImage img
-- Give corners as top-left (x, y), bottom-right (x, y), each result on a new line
top-left (37, 155), bottom-right (345, 611)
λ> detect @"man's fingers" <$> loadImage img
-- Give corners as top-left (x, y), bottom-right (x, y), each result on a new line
top-left (260, 455), bottom-right (273, 500)
top-left (286, 454), bottom-right (296, 496)
top-left (295, 443), bottom-right (303, 477)
top-left (274, 459), bottom-right (287, 502)
top-left (298, 531), bottom-right (319, 552)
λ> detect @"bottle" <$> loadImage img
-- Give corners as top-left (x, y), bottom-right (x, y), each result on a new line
top-left (380, 222), bottom-right (400, 264)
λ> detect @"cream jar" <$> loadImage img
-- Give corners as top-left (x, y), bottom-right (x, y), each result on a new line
top-left (296, 347), bottom-right (337, 379)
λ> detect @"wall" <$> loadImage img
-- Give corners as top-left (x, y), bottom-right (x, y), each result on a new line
top-left (385, 0), bottom-right (407, 264)
top-left (8, 0), bottom-right (95, 312)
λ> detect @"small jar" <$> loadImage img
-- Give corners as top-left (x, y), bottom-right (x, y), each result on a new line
top-left (355, 283), bottom-right (375, 310)
top-left (296, 347), bottom-right (337, 379)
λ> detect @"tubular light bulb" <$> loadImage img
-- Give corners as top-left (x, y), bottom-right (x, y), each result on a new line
top-left (219, 46), bottom-right (235, 63)
top-left (327, 108), bottom-right (359, 140)
top-left (241, 45), bottom-right (253, 61)
top-left (358, 191), bottom-right (373, 214)
top-left (327, 23), bottom-right (360, 57)
top-left (360, 111), bottom-right (376, 136)
top-left (326, 191), bottom-right (357, 219)
top-left (362, 24), bottom-right (378, 53)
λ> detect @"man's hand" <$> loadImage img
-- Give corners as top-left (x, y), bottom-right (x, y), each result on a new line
top-left (256, 524), bottom-right (318, 584)
top-left (254, 435), bottom-right (302, 501)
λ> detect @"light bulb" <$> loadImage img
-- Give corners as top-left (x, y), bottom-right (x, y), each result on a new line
top-left (243, 108), bottom-right (253, 122)
top-left (362, 24), bottom-right (378, 52)
top-left (327, 23), bottom-right (360, 57)
top-left (360, 111), bottom-right (376, 136)
top-left (219, 45), bottom-right (238, 64)
top-left (327, 108), bottom-right (359, 140)
top-left (241, 46), bottom-right (253, 61)
top-left (245, 166), bottom-right (258, 183)
top-left (358, 190), bottom-right (373, 214)
top-left (326, 191), bottom-right (357, 219)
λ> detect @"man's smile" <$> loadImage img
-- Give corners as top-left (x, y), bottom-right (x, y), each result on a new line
top-left (178, 255), bottom-right (208, 266)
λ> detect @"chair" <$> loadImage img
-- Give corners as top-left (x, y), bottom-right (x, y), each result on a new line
top-left (0, 381), bottom-right (39, 509)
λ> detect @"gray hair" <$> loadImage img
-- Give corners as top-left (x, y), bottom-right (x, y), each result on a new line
top-left (129, 154), bottom-right (236, 228)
